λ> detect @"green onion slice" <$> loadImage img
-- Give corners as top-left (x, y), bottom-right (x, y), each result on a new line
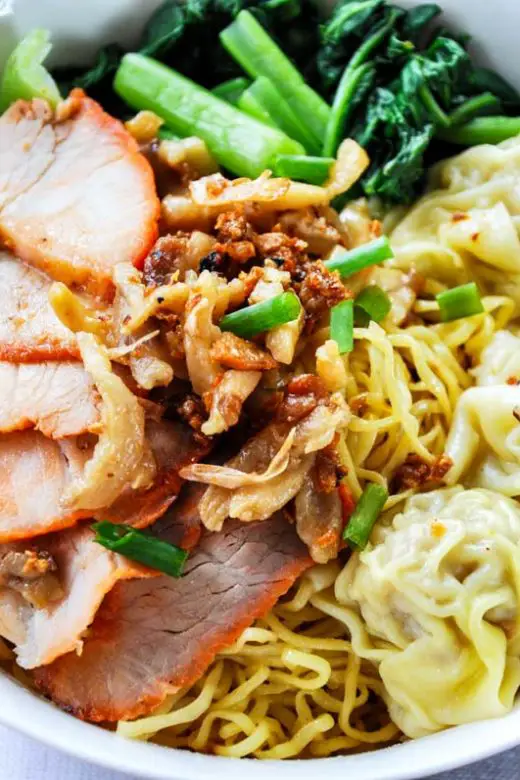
top-left (324, 236), bottom-right (394, 279)
top-left (219, 291), bottom-right (301, 339)
top-left (355, 285), bottom-right (392, 325)
top-left (330, 299), bottom-right (354, 354)
top-left (0, 29), bottom-right (61, 113)
top-left (436, 282), bottom-right (484, 322)
top-left (343, 483), bottom-right (388, 549)
top-left (92, 521), bottom-right (188, 577)
top-left (273, 154), bottom-right (334, 186)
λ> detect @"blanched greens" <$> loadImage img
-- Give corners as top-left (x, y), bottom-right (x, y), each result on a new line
top-left (54, 0), bottom-right (319, 109)
top-left (318, 0), bottom-right (520, 201)
top-left (48, 0), bottom-right (520, 204)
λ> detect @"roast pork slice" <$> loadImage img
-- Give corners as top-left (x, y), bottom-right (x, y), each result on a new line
top-left (0, 420), bottom-right (210, 543)
top-left (0, 253), bottom-right (77, 362)
top-left (0, 361), bottom-right (100, 438)
top-left (0, 525), bottom-right (153, 669)
top-left (0, 90), bottom-right (159, 297)
top-left (103, 419), bottom-right (212, 529)
top-left (0, 431), bottom-right (92, 543)
top-left (34, 509), bottom-right (311, 722)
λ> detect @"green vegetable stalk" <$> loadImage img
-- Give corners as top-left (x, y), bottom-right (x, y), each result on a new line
top-left (438, 116), bottom-right (520, 146)
top-left (0, 29), bottom-right (61, 112)
top-left (273, 154), bottom-right (334, 185)
top-left (114, 53), bottom-right (305, 178)
top-left (242, 77), bottom-right (321, 154)
top-left (220, 10), bottom-right (330, 147)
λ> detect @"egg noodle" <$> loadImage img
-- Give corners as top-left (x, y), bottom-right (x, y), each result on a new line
top-left (111, 138), bottom-right (520, 756)
top-left (3, 136), bottom-right (519, 758)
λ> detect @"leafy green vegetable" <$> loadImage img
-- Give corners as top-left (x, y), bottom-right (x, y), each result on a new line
top-left (317, 0), bottom-right (520, 203)
top-left (438, 115), bottom-right (520, 145)
top-left (212, 76), bottom-right (250, 104)
top-left (221, 10), bottom-right (330, 146)
top-left (54, 0), bottom-right (320, 110)
top-left (114, 53), bottom-right (304, 177)
top-left (0, 29), bottom-right (61, 112)
top-left (243, 77), bottom-right (320, 152)
top-left (273, 154), bottom-right (334, 184)
top-left (50, 0), bottom-right (520, 206)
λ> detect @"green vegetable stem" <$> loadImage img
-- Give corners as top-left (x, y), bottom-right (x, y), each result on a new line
top-left (0, 29), bottom-right (61, 112)
top-left (436, 282), bottom-right (484, 322)
top-left (438, 116), bottom-right (520, 146)
top-left (220, 10), bottom-right (330, 147)
top-left (219, 291), bottom-right (301, 338)
top-left (212, 76), bottom-right (251, 105)
top-left (273, 154), bottom-right (334, 185)
top-left (241, 77), bottom-right (321, 154)
top-left (343, 482), bottom-right (388, 549)
top-left (354, 285), bottom-right (392, 325)
top-left (93, 521), bottom-right (188, 577)
top-left (114, 53), bottom-right (305, 178)
top-left (330, 299), bottom-right (354, 354)
top-left (325, 236), bottom-right (394, 278)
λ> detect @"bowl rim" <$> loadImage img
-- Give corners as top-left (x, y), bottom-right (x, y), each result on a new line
top-left (1, 672), bottom-right (519, 780)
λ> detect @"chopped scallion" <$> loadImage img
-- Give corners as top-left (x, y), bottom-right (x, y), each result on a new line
top-left (354, 285), bottom-right (391, 325)
top-left (436, 282), bottom-right (484, 322)
top-left (330, 299), bottom-right (354, 354)
top-left (219, 291), bottom-right (301, 339)
top-left (324, 236), bottom-right (394, 278)
top-left (343, 483), bottom-right (388, 549)
top-left (93, 521), bottom-right (188, 577)
top-left (273, 154), bottom-right (334, 186)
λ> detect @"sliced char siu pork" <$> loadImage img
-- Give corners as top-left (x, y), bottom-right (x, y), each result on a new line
top-left (0, 524), bottom-right (154, 669)
top-left (34, 488), bottom-right (311, 722)
top-left (0, 419), bottom-right (209, 544)
top-left (0, 361), bottom-right (100, 438)
top-left (0, 253), bottom-right (77, 362)
top-left (0, 90), bottom-right (159, 297)
top-left (0, 431), bottom-right (92, 543)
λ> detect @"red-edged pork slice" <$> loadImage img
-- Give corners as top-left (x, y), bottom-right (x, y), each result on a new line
top-left (0, 419), bottom-right (209, 544)
top-left (0, 431), bottom-right (91, 543)
top-left (0, 253), bottom-right (77, 361)
top-left (34, 513), bottom-right (311, 722)
top-left (0, 90), bottom-right (159, 297)
top-left (103, 419), bottom-right (211, 529)
top-left (0, 362), bottom-right (100, 438)
top-left (0, 525), bottom-right (153, 669)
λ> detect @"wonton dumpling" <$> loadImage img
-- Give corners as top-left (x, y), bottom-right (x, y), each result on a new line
top-left (473, 330), bottom-right (520, 386)
top-left (339, 487), bottom-right (520, 738)
top-left (390, 136), bottom-right (520, 309)
top-left (444, 383), bottom-right (520, 495)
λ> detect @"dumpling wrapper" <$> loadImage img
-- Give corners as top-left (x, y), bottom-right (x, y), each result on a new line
top-left (331, 486), bottom-right (520, 738)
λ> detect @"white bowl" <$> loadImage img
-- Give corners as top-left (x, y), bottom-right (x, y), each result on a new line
top-left (1, 0), bottom-right (519, 777)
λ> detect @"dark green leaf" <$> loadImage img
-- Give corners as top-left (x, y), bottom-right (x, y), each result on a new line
top-left (401, 3), bottom-right (441, 45)
top-left (469, 67), bottom-right (520, 109)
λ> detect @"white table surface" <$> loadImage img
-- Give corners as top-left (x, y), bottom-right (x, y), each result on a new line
top-left (1, 724), bottom-right (519, 780)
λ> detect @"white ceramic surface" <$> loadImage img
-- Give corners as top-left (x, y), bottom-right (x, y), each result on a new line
top-left (1, 0), bottom-right (519, 777)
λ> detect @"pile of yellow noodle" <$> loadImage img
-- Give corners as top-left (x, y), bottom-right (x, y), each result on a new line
top-left (5, 138), bottom-right (518, 758)
top-left (116, 290), bottom-right (512, 756)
